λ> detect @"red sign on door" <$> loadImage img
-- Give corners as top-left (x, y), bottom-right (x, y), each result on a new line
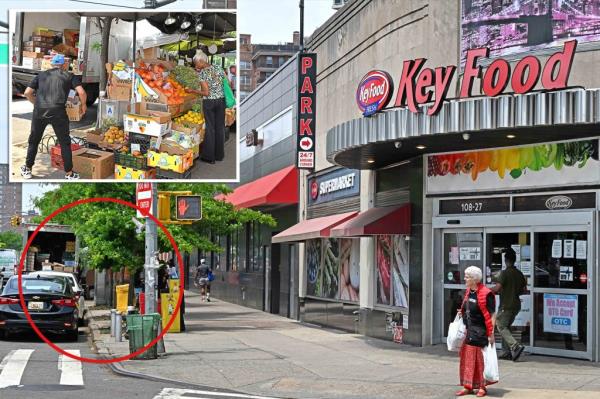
top-left (136, 183), bottom-right (153, 217)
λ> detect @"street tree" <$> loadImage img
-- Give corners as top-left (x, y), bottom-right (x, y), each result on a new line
top-left (0, 231), bottom-right (23, 251)
top-left (33, 183), bottom-right (275, 273)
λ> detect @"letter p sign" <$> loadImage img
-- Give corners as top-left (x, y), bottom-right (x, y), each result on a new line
top-left (302, 56), bottom-right (313, 74)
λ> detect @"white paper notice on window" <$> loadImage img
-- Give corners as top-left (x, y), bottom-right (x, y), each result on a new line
top-left (403, 314), bottom-right (409, 330)
top-left (511, 244), bottom-right (521, 266)
top-left (560, 266), bottom-right (574, 281)
top-left (519, 261), bottom-right (532, 276)
top-left (449, 247), bottom-right (459, 265)
top-left (576, 241), bottom-right (587, 260)
top-left (552, 240), bottom-right (562, 258)
top-left (460, 247), bottom-right (481, 261)
top-left (564, 240), bottom-right (575, 259)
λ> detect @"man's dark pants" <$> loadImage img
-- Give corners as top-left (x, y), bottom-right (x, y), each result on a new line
top-left (201, 98), bottom-right (225, 162)
top-left (26, 107), bottom-right (73, 172)
top-left (496, 306), bottom-right (520, 352)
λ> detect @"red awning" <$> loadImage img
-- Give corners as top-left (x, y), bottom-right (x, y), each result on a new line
top-left (215, 165), bottom-right (298, 209)
top-left (272, 212), bottom-right (357, 243)
top-left (330, 204), bottom-right (411, 237)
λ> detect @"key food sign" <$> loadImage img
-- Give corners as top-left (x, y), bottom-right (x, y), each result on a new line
top-left (357, 40), bottom-right (577, 117)
top-left (297, 53), bottom-right (317, 169)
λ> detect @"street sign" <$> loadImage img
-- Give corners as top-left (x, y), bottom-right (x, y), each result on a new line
top-left (136, 183), bottom-right (153, 217)
top-left (175, 196), bottom-right (202, 220)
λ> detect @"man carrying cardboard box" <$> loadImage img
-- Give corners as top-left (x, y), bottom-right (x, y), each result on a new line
top-left (21, 54), bottom-right (87, 180)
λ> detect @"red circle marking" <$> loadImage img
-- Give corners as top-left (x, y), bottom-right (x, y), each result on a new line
top-left (17, 197), bottom-right (184, 364)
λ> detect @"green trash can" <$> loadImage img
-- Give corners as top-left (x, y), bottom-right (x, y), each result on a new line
top-left (126, 313), bottom-right (161, 360)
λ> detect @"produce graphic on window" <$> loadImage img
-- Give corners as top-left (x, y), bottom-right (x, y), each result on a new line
top-left (340, 239), bottom-right (360, 302)
top-left (392, 235), bottom-right (409, 308)
top-left (376, 235), bottom-right (392, 305)
top-left (322, 238), bottom-right (339, 299)
top-left (306, 239), bottom-right (321, 296)
top-left (427, 140), bottom-right (599, 180)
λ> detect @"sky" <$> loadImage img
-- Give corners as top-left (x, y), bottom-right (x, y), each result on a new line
top-left (238, 0), bottom-right (336, 44)
top-left (22, 183), bottom-right (56, 212)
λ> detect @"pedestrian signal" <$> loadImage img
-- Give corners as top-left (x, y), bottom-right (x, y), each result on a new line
top-left (175, 196), bottom-right (202, 221)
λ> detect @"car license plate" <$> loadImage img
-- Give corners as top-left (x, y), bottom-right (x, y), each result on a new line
top-left (28, 301), bottom-right (44, 310)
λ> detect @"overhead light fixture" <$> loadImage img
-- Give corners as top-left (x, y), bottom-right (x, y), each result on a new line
top-left (165, 13), bottom-right (176, 26)
top-left (208, 44), bottom-right (218, 54)
top-left (507, 134), bottom-right (516, 139)
top-left (367, 159), bottom-right (375, 164)
top-left (462, 133), bottom-right (470, 141)
top-left (416, 145), bottom-right (426, 150)
top-left (195, 22), bottom-right (204, 32)
top-left (180, 15), bottom-right (192, 30)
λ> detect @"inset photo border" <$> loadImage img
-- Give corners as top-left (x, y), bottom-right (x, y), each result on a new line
top-left (8, 6), bottom-right (239, 183)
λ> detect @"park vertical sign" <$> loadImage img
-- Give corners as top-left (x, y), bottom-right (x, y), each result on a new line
top-left (297, 53), bottom-right (317, 169)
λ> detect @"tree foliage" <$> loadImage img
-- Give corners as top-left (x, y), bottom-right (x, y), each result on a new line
top-left (0, 231), bottom-right (23, 251)
top-left (33, 183), bottom-right (276, 273)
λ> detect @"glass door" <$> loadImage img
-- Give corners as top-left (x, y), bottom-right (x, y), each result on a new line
top-left (485, 229), bottom-right (532, 351)
top-left (530, 226), bottom-right (592, 359)
top-left (442, 229), bottom-right (484, 336)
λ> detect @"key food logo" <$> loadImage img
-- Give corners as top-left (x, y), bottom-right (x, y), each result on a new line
top-left (356, 70), bottom-right (393, 117)
top-left (545, 195), bottom-right (573, 210)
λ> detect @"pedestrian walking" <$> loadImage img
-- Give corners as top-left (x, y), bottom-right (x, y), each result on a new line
top-left (194, 258), bottom-right (212, 302)
top-left (21, 54), bottom-right (87, 180)
top-left (456, 266), bottom-right (496, 397)
top-left (492, 247), bottom-right (527, 361)
top-left (185, 50), bottom-right (226, 165)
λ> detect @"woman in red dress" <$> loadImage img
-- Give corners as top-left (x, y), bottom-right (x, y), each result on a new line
top-left (456, 266), bottom-right (497, 397)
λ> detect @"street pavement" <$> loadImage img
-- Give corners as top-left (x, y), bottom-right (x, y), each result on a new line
top-left (0, 325), bottom-right (265, 399)
top-left (89, 291), bottom-right (600, 399)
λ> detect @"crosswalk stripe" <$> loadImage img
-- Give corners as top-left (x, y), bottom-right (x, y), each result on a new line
top-left (58, 350), bottom-right (83, 386)
top-left (153, 388), bottom-right (285, 399)
top-left (0, 349), bottom-right (34, 389)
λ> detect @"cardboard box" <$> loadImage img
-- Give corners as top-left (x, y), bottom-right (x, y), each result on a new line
top-left (225, 108), bottom-right (236, 127)
top-left (22, 51), bottom-right (44, 59)
top-left (141, 97), bottom-right (181, 116)
top-left (108, 78), bottom-right (132, 100)
top-left (147, 144), bottom-right (193, 173)
top-left (66, 102), bottom-right (83, 122)
top-left (143, 47), bottom-right (161, 59)
top-left (114, 164), bottom-right (156, 180)
top-left (22, 57), bottom-right (42, 70)
top-left (72, 148), bottom-right (115, 179)
top-left (30, 36), bottom-right (55, 44)
top-left (66, 241), bottom-right (76, 252)
top-left (32, 28), bottom-right (56, 37)
top-left (124, 104), bottom-right (172, 137)
top-left (171, 122), bottom-right (198, 135)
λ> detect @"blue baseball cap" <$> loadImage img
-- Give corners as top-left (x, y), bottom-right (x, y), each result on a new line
top-left (51, 54), bottom-right (65, 65)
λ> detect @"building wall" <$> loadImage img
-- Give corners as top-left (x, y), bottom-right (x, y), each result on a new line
top-left (0, 164), bottom-right (22, 231)
top-left (239, 34), bottom-right (253, 100)
top-left (240, 55), bottom-right (298, 183)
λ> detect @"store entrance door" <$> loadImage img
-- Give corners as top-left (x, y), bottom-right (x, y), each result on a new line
top-left (435, 212), bottom-right (594, 360)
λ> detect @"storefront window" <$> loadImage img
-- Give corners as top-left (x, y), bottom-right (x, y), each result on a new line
top-left (534, 232), bottom-right (588, 290)
top-left (443, 232), bottom-right (483, 285)
top-left (249, 222), bottom-right (263, 272)
top-left (230, 229), bottom-right (240, 272)
top-left (376, 235), bottom-right (409, 308)
top-left (306, 239), bottom-right (321, 296)
top-left (321, 238), bottom-right (340, 299)
top-left (339, 239), bottom-right (360, 301)
top-left (533, 293), bottom-right (587, 353)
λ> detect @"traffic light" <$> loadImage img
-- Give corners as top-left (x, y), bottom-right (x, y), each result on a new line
top-left (175, 196), bottom-right (202, 221)
top-left (10, 215), bottom-right (22, 227)
top-left (157, 193), bottom-right (171, 222)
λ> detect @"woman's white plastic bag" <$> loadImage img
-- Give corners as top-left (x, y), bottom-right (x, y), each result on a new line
top-left (447, 314), bottom-right (466, 351)
top-left (483, 344), bottom-right (500, 382)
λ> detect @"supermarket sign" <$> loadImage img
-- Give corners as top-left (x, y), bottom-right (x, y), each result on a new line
top-left (357, 40), bottom-right (577, 117)
top-left (543, 293), bottom-right (577, 335)
top-left (297, 53), bottom-right (317, 170)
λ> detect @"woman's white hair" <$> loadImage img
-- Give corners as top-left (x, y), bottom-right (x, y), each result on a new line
top-left (193, 50), bottom-right (209, 64)
top-left (464, 266), bottom-right (483, 282)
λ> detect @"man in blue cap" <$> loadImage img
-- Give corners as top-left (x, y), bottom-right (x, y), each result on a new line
top-left (21, 54), bottom-right (87, 180)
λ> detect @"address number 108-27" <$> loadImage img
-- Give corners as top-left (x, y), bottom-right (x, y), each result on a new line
top-left (461, 202), bottom-right (483, 212)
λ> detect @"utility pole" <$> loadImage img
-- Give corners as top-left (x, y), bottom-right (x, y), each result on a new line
top-left (144, 183), bottom-right (159, 314)
top-left (299, 0), bottom-right (304, 52)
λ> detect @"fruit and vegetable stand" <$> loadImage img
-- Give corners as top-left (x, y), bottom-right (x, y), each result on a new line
top-left (65, 59), bottom-right (214, 180)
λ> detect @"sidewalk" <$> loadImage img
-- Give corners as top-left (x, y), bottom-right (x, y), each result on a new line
top-left (88, 292), bottom-right (600, 399)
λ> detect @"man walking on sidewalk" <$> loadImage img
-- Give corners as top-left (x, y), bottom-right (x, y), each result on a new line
top-left (194, 259), bottom-right (212, 302)
top-left (492, 247), bottom-right (527, 362)
top-left (21, 54), bottom-right (87, 180)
